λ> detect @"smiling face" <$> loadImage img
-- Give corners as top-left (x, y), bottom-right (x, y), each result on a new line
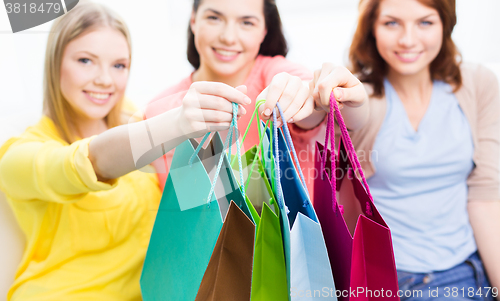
top-left (60, 26), bottom-right (130, 123)
top-left (374, 0), bottom-right (443, 78)
top-left (190, 0), bottom-right (267, 83)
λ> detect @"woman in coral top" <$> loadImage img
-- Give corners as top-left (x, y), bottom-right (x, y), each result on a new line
top-left (312, 0), bottom-right (500, 299)
top-left (0, 2), bottom-right (249, 300)
top-left (144, 0), bottom-right (370, 194)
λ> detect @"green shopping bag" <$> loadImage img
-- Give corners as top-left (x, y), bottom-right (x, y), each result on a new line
top-left (141, 104), bottom-right (253, 301)
top-left (231, 102), bottom-right (288, 300)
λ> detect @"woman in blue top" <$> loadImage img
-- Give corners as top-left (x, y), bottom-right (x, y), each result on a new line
top-left (311, 0), bottom-right (500, 300)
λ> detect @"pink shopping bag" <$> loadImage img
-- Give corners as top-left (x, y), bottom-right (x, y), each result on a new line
top-left (313, 92), bottom-right (399, 301)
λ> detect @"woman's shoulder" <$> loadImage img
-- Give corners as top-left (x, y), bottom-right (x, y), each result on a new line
top-left (0, 116), bottom-right (63, 162)
top-left (459, 62), bottom-right (499, 91)
top-left (255, 55), bottom-right (312, 82)
top-left (150, 75), bottom-right (193, 104)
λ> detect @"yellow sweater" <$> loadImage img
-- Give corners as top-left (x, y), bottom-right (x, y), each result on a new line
top-left (0, 116), bottom-right (161, 300)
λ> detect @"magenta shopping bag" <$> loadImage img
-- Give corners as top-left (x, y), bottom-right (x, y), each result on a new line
top-left (313, 93), bottom-right (399, 301)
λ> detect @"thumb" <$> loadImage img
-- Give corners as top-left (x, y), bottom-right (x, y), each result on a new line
top-left (235, 85), bottom-right (248, 95)
top-left (334, 85), bottom-right (367, 108)
top-left (256, 86), bottom-right (270, 117)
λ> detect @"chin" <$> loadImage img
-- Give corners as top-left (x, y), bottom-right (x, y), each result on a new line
top-left (389, 63), bottom-right (428, 77)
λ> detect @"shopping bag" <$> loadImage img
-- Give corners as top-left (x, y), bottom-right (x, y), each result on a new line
top-left (231, 105), bottom-right (288, 301)
top-left (268, 103), bottom-right (336, 300)
top-left (141, 103), bottom-right (253, 301)
top-left (313, 93), bottom-right (399, 301)
top-left (195, 201), bottom-right (255, 301)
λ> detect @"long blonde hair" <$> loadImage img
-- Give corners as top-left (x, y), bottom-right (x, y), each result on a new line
top-left (42, 1), bottom-right (132, 143)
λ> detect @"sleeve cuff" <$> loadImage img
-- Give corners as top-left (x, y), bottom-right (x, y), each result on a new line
top-left (73, 137), bottom-right (118, 192)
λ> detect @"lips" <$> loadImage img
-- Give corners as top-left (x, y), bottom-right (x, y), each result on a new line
top-left (213, 48), bottom-right (240, 61)
top-left (83, 91), bottom-right (112, 105)
top-left (395, 51), bottom-right (422, 63)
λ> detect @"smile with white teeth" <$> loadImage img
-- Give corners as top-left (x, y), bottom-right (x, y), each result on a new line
top-left (86, 92), bottom-right (111, 100)
top-left (396, 52), bottom-right (421, 60)
top-left (215, 49), bottom-right (239, 57)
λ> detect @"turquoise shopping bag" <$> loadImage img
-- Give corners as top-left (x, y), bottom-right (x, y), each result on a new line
top-left (141, 104), bottom-right (252, 301)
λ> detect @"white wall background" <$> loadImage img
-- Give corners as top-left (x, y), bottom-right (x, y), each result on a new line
top-left (0, 0), bottom-right (499, 298)
top-left (0, 0), bottom-right (499, 144)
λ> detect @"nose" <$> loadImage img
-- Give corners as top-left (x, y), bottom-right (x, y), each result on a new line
top-left (398, 25), bottom-right (416, 48)
top-left (219, 21), bottom-right (237, 45)
top-left (94, 65), bottom-right (113, 87)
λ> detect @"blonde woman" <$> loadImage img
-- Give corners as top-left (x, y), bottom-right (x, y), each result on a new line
top-left (0, 2), bottom-right (247, 300)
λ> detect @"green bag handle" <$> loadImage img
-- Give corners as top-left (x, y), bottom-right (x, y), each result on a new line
top-left (230, 98), bottom-right (270, 191)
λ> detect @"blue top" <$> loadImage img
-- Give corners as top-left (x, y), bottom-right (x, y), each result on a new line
top-left (367, 79), bottom-right (476, 273)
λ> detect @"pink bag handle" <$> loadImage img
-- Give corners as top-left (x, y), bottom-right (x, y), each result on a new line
top-left (321, 91), bottom-right (373, 216)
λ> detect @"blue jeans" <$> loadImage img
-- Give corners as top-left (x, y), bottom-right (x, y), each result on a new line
top-left (397, 252), bottom-right (497, 300)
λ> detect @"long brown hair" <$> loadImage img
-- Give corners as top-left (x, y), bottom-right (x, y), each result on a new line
top-left (42, 1), bottom-right (132, 143)
top-left (186, 0), bottom-right (288, 69)
top-left (349, 0), bottom-right (462, 97)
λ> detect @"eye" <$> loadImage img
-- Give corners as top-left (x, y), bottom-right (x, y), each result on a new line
top-left (114, 63), bottom-right (126, 69)
top-left (384, 21), bottom-right (398, 27)
top-left (207, 15), bottom-right (219, 21)
top-left (78, 58), bottom-right (91, 64)
top-left (242, 20), bottom-right (254, 26)
top-left (420, 20), bottom-right (433, 26)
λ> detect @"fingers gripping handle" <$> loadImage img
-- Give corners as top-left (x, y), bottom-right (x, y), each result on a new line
top-left (325, 92), bottom-right (373, 216)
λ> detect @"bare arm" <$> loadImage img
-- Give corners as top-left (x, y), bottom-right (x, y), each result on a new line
top-left (468, 201), bottom-right (500, 300)
top-left (88, 82), bottom-right (250, 181)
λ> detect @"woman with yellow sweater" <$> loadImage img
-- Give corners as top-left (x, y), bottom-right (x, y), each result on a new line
top-left (0, 2), bottom-right (249, 300)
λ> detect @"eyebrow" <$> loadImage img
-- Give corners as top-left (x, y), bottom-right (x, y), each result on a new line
top-left (75, 51), bottom-right (129, 61)
top-left (75, 50), bottom-right (98, 58)
top-left (382, 13), bottom-right (438, 21)
top-left (203, 8), bottom-right (261, 21)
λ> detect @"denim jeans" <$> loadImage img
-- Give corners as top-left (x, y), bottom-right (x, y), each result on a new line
top-left (397, 252), bottom-right (497, 300)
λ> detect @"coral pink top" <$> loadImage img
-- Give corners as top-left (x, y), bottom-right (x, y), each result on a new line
top-left (145, 55), bottom-right (323, 197)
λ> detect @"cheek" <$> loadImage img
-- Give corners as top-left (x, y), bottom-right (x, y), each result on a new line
top-left (60, 63), bottom-right (89, 97)
top-left (374, 28), bottom-right (394, 54)
top-left (425, 29), bottom-right (443, 54)
top-left (242, 30), bottom-right (266, 52)
top-left (114, 72), bottom-right (129, 94)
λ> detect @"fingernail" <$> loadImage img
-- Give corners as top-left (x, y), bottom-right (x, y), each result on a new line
top-left (276, 120), bottom-right (282, 127)
top-left (334, 88), bottom-right (343, 100)
top-left (264, 108), bottom-right (271, 117)
top-left (244, 96), bottom-right (251, 105)
top-left (289, 118), bottom-right (294, 123)
top-left (241, 107), bottom-right (247, 115)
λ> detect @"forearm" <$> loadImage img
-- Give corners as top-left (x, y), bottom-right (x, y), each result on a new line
top-left (340, 98), bottom-right (370, 131)
top-left (293, 109), bottom-right (326, 130)
top-left (468, 201), bottom-right (500, 298)
top-left (89, 107), bottom-right (185, 180)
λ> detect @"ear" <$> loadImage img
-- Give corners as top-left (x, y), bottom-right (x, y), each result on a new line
top-left (190, 11), bottom-right (197, 35)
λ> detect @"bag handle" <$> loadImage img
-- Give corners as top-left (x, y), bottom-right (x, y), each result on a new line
top-left (272, 106), bottom-right (287, 213)
top-left (230, 99), bottom-right (270, 191)
top-left (189, 103), bottom-right (245, 206)
top-left (275, 102), bottom-right (310, 202)
top-left (324, 91), bottom-right (373, 216)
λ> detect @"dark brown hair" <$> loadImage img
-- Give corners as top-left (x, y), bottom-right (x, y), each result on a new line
top-left (349, 0), bottom-right (462, 97)
top-left (187, 0), bottom-right (288, 69)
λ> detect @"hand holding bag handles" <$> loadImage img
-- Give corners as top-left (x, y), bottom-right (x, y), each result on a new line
top-left (313, 92), bottom-right (399, 301)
